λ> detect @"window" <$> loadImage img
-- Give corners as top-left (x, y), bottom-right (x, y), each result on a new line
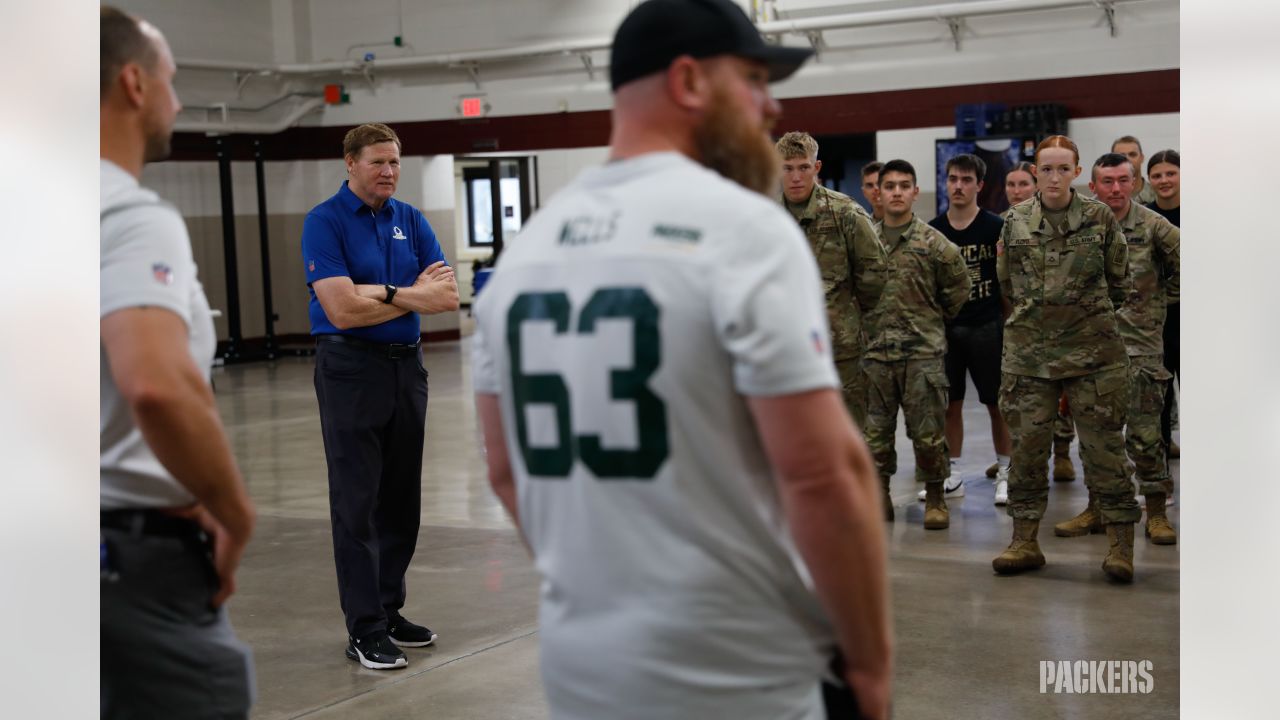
top-left (463, 157), bottom-right (535, 253)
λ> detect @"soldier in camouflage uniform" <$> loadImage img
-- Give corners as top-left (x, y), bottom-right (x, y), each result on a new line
top-left (1049, 136), bottom-right (1163, 481)
top-left (1051, 403), bottom-right (1078, 481)
top-left (1005, 163), bottom-right (1080, 483)
top-left (863, 159), bottom-right (971, 527)
top-left (1054, 153), bottom-right (1180, 545)
top-left (1112, 135), bottom-right (1158, 206)
top-left (993, 135), bottom-right (1140, 582)
top-left (776, 132), bottom-right (888, 429)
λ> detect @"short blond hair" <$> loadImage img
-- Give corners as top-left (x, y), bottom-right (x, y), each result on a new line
top-left (343, 123), bottom-right (401, 159)
top-left (775, 131), bottom-right (818, 160)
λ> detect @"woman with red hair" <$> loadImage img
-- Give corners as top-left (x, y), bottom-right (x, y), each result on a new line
top-left (992, 135), bottom-right (1141, 582)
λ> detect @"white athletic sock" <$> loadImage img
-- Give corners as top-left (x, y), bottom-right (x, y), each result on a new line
top-left (997, 454), bottom-right (1011, 468)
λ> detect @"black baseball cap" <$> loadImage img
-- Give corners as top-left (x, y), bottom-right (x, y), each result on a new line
top-left (609, 0), bottom-right (814, 91)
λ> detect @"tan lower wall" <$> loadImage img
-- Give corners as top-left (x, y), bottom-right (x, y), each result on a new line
top-left (184, 213), bottom-right (459, 341)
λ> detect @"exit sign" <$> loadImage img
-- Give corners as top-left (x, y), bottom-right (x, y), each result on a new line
top-left (460, 97), bottom-right (486, 118)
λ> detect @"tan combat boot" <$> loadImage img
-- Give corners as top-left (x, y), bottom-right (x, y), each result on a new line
top-left (1052, 440), bottom-right (1076, 482)
top-left (1054, 492), bottom-right (1103, 537)
top-left (1145, 493), bottom-right (1177, 545)
top-left (923, 482), bottom-right (949, 530)
top-left (992, 518), bottom-right (1046, 574)
top-left (1102, 523), bottom-right (1135, 582)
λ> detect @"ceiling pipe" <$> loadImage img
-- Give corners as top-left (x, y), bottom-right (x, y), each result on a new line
top-left (178, 37), bottom-right (613, 76)
top-left (174, 96), bottom-right (325, 135)
top-left (177, 0), bottom-right (1150, 78)
top-left (755, 0), bottom-right (1138, 34)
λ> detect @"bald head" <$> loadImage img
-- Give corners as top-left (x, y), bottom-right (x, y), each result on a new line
top-left (100, 6), bottom-right (181, 171)
top-left (101, 6), bottom-right (162, 99)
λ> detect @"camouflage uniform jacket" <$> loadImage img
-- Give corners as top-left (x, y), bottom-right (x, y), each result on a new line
top-left (1116, 202), bottom-right (1180, 357)
top-left (1132, 180), bottom-right (1157, 207)
top-left (864, 215), bottom-right (970, 361)
top-left (784, 183), bottom-right (888, 360)
top-left (996, 191), bottom-right (1131, 379)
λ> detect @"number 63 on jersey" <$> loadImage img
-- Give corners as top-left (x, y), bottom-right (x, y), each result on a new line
top-left (505, 287), bottom-right (670, 481)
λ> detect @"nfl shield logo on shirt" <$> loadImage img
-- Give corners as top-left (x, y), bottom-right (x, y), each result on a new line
top-left (811, 329), bottom-right (825, 355)
top-left (151, 262), bottom-right (174, 286)
top-left (308, 259), bottom-right (316, 272)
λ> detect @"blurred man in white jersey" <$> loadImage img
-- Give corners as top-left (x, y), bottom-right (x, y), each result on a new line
top-left (472, 1), bottom-right (892, 718)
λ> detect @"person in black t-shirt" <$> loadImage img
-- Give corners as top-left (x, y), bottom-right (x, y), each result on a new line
top-left (1147, 149), bottom-right (1180, 459)
top-left (923, 154), bottom-right (1013, 506)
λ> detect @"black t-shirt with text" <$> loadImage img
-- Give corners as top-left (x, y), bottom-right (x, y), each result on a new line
top-left (929, 209), bottom-right (1004, 326)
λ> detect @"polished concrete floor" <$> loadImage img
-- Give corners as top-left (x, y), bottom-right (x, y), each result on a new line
top-left (214, 337), bottom-right (1179, 719)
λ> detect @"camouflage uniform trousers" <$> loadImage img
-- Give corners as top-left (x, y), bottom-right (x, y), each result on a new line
top-left (1125, 355), bottom-right (1173, 497)
top-left (998, 366), bottom-right (1141, 524)
top-left (863, 357), bottom-right (950, 485)
top-left (1054, 401), bottom-right (1075, 445)
top-left (836, 356), bottom-right (869, 430)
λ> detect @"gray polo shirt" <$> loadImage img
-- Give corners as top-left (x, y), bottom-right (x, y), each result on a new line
top-left (100, 159), bottom-right (215, 510)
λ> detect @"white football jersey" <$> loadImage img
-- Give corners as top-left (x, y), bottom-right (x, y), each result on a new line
top-left (473, 152), bottom-right (841, 719)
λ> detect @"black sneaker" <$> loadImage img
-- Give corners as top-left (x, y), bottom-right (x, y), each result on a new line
top-left (345, 632), bottom-right (408, 670)
top-left (387, 612), bottom-right (438, 647)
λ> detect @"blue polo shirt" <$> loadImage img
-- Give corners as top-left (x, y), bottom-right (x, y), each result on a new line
top-left (301, 181), bottom-right (447, 343)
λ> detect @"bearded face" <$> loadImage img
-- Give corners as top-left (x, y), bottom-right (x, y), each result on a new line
top-left (691, 84), bottom-right (781, 197)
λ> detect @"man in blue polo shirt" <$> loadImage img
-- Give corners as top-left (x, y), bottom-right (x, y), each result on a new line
top-left (301, 122), bottom-right (459, 670)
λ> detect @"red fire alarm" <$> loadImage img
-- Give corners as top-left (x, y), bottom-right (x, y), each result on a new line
top-left (460, 97), bottom-right (485, 118)
top-left (324, 84), bottom-right (344, 105)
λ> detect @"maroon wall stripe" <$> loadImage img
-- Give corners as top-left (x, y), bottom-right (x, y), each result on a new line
top-left (170, 69), bottom-right (1177, 162)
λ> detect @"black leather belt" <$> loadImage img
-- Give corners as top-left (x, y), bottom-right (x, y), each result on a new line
top-left (101, 509), bottom-right (204, 539)
top-left (317, 333), bottom-right (420, 360)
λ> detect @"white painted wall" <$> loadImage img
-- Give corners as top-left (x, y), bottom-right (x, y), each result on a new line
top-left (1069, 113), bottom-right (1180, 181)
top-left (531, 146), bottom-right (611, 206)
top-left (120, 0), bottom-right (1178, 129)
top-left (284, 0), bottom-right (1182, 129)
top-left (306, 0), bottom-right (630, 63)
top-left (120, 0), bottom-right (276, 63)
top-left (781, 1), bottom-right (1180, 102)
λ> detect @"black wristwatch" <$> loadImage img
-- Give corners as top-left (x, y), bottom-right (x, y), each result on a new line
top-left (383, 284), bottom-right (397, 304)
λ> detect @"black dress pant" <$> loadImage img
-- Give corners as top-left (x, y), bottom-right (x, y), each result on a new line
top-left (314, 338), bottom-right (429, 639)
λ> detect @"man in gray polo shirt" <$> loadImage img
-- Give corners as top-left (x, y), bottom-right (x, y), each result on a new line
top-left (100, 7), bottom-right (256, 717)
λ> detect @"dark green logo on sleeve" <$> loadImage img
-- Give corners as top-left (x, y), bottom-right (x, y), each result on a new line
top-left (652, 224), bottom-right (702, 243)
